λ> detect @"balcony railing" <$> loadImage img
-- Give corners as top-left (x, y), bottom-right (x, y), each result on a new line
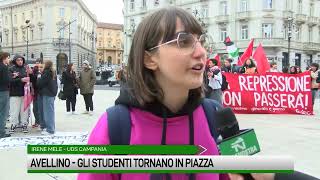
top-left (254, 38), bottom-right (284, 47)
top-left (52, 38), bottom-right (69, 47)
top-left (307, 16), bottom-right (318, 26)
top-left (236, 11), bottom-right (251, 21)
top-left (215, 15), bottom-right (229, 24)
top-left (296, 14), bottom-right (307, 24)
top-left (303, 42), bottom-right (320, 52)
top-left (282, 10), bottom-right (293, 19)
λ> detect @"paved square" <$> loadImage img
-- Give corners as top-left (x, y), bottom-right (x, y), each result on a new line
top-left (0, 89), bottom-right (319, 180)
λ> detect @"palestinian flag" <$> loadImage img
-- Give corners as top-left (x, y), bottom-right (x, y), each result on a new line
top-left (224, 37), bottom-right (239, 64)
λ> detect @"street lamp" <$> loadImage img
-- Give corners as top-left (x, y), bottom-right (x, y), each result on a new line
top-left (283, 16), bottom-right (296, 68)
top-left (25, 20), bottom-right (30, 64)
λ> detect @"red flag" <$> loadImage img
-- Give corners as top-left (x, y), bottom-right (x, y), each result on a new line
top-left (238, 39), bottom-right (254, 66)
top-left (214, 54), bottom-right (221, 67)
top-left (253, 43), bottom-right (270, 74)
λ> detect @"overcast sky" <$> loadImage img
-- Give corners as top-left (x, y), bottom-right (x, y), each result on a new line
top-left (82, 0), bottom-right (124, 24)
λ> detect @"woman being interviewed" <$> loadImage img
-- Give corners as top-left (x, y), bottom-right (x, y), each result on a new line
top-left (78, 7), bottom-right (229, 180)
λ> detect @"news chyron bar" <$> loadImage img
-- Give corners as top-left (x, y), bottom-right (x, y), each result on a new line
top-left (27, 145), bottom-right (293, 174)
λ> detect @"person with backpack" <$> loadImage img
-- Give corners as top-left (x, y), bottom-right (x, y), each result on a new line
top-left (78, 7), bottom-right (233, 180)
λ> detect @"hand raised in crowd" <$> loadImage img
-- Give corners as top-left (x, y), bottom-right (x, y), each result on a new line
top-left (228, 173), bottom-right (275, 180)
top-left (207, 72), bottom-right (213, 78)
top-left (21, 77), bottom-right (30, 83)
top-left (12, 72), bottom-right (19, 78)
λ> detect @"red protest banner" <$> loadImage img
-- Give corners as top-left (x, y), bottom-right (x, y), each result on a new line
top-left (223, 71), bottom-right (313, 115)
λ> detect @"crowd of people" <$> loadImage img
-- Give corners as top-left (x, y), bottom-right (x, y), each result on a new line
top-left (0, 52), bottom-right (58, 138)
top-left (204, 57), bottom-right (320, 106)
top-left (0, 52), bottom-right (96, 139)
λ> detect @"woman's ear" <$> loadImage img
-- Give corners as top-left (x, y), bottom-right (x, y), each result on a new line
top-left (144, 51), bottom-right (158, 70)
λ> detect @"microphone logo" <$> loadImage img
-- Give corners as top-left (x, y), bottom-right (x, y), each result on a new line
top-left (231, 137), bottom-right (246, 153)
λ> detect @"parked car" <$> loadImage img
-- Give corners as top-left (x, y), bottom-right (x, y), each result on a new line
top-left (107, 76), bottom-right (118, 87)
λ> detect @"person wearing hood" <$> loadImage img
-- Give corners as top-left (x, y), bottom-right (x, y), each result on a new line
top-left (0, 52), bottom-right (11, 138)
top-left (8, 54), bottom-right (30, 134)
top-left (79, 60), bottom-right (96, 115)
top-left (78, 7), bottom-right (232, 180)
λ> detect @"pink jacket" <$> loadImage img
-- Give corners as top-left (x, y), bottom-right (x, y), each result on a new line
top-left (78, 106), bottom-right (229, 180)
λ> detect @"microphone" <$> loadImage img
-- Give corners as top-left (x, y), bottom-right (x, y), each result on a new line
top-left (215, 107), bottom-right (260, 180)
top-left (215, 108), bottom-right (320, 180)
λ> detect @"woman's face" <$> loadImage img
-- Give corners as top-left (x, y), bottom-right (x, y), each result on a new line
top-left (290, 67), bottom-right (295, 72)
top-left (39, 64), bottom-right (44, 73)
top-left (148, 18), bottom-right (207, 91)
top-left (208, 60), bottom-right (214, 68)
top-left (310, 66), bottom-right (317, 72)
top-left (245, 59), bottom-right (251, 66)
top-left (3, 56), bottom-right (10, 65)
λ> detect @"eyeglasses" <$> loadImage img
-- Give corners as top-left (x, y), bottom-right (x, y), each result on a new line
top-left (148, 32), bottom-right (212, 54)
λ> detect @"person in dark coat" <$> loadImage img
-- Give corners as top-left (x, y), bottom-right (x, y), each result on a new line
top-left (61, 63), bottom-right (78, 114)
top-left (37, 60), bottom-right (58, 135)
top-left (0, 52), bottom-right (11, 138)
top-left (8, 54), bottom-right (30, 134)
top-left (30, 60), bottom-right (41, 128)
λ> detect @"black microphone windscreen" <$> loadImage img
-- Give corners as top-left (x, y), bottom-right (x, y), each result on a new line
top-left (215, 107), bottom-right (240, 139)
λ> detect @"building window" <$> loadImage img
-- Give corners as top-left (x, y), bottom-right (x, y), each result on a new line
top-left (15, 32), bottom-right (18, 42)
top-left (59, 8), bottom-right (65, 17)
top-left (5, 16), bottom-right (8, 25)
top-left (309, 27), bottom-right (313, 42)
top-left (5, 34), bottom-right (9, 44)
top-left (201, 5), bottom-right (209, 18)
top-left (154, 0), bottom-right (159, 6)
top-left (220, 27), bottom-right (227, 42)
top-left (99, 41), bottom-right (102, 47)
top-left (262, 23), bottom-right (273, 38)
top-left (241, 25), bottom-right (248, 40)
top-left (298, 0), bottom-right (302, 14)
top-left (263, 0), bottom-right (272, 9)
top-left (240, 0), bottom-right (247, 12)
top-left (40, 8), bottom-right (43, 17)
top-left (14, 15), bottom-right (17, 24)
top-left (130, 0), bottom-right (135, 11)
top-left (40, 28), bottom-right (43, 40)
top-left (31, 11), bottom-right (33, 19)
top-left (22, 13), bottom-right (25, 21)
top-left (31, 29), bottom-right (34, 40)
top-left (296, 26), bottom-right (301, 41)
top-left (220, 1), bottom-right (228, 15)
top-left (310, 3), bottom-right (314, 16)
top-left (142, 0), bottom-right (147, 8)
top-left (60, 29), bottom-right (64, 38)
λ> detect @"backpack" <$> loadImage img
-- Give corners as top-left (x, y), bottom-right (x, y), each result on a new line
top-left (220, 74), bottom-right (229, 91)
top-left (106, 99), bottom-right (222, 145)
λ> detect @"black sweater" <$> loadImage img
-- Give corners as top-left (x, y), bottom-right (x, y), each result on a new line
top-left (37, 69), bottom-right (58, 97)
top-left (9, 65), bottom-right (27, 96)
top-left (0, 62), bottom-right (10, 91)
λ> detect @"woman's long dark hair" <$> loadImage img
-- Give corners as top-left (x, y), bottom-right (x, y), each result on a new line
top-left (243, 58), bottom-right (256, 68)
top-left (289, 66), bottom-right (297, 74)
top-left (66, 63), bottom-right (74, 73)
top-left (44, 60), bottom-right (57, 80)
